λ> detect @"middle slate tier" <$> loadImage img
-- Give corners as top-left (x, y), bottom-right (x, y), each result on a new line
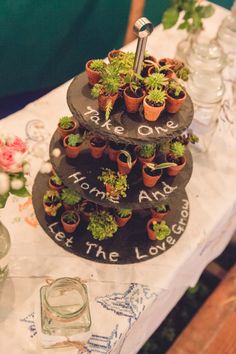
top-left (50, 131), bottom-right (193, 210)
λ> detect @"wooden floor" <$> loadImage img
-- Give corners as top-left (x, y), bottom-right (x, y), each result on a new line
top-left (167, 264), bottom-right (236, 354)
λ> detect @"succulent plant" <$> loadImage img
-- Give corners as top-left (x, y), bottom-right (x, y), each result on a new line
top-left (89, 59), bottom-right (105, 72)
top-left (169, 141), bottom-right (185, 159)
top-left (145, 73), bottom-right (168, 91)
top-left (152, 220), bottom-right (171, 240)
top-left (98, 168), bottom-right (128, 199)
top-left (117, 208), bottom-right (132, 218)
top-left (87, 211), bottom-right (118, 240)
top-left (61, 188), bottom-right (82, 205)
top-left (59, 116), bottom-right (74, 129)
top-left (146, 89), bottom-right (167, 105)
top-left (139, 144), bottom-right (156, 159)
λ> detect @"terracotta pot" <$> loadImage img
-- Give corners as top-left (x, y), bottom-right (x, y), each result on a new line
top-left (48, 177), bottom-right (64, 192)
top-left (166, 90), bottom-right (186, 113)
top-left (80, 200), bottom-right (96, 222)
top-left (63, 202), bottom-right (75, 211)
top-left (158, 58), bottom-right (175, 70)
top-left (147, 218), bottom-right (158, 240)
top-left (63, 136), bottom-right (82, 158)
top-left (98, 93), bottom-right (118, 112)
top-left (117, 151), bottom-right (137, 175)
top-left (167, 156), bottom-right (186, 176)
top-left (115, 213), bottom-right (132, 227)
top-left (136, 146), bottom-right (155, 166)
top-left (142, 165), bottom-right (162, 188)
top-left (108, 49), bottom-right (124, 62)
top-left (118, 83), bottom-right (129, 98)
top-left (105, 184), bottom-right (119, 199)
top-left (85, 60), bottom-right (104, 86)
top-left (90, 137), bottom-right (107, 159)
top-left (107, 142), bottom-right (125, 162)
top-left (143, 96), bottom-right (166, 122)
top-left (61, 211), bottom-right (80, 233)
top-left (142, 55), bottom-right (157, 77)
top-left (123, 87), bottom-right (145, 113)
top-left (151, 206), bottom-right (170, 222)
top-left (57, 120), bottom-right (78, 139)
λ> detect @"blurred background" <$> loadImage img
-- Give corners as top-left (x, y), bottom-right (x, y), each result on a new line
top-left (0, 0), bottom-right (233, 117)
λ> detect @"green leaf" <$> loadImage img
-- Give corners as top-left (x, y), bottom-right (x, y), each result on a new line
top-left (10, 187), bottom-right (30, 198)
top-left (162, 6), bottom-right (179, 29)
top-left (0, 193), bottom-right (9, 209)
top-left (178, 22), bottom-right (188, 30)
top-left (198, 5), bottom-right (215, 18)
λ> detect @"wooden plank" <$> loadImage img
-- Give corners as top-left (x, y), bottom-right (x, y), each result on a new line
top-left (123, 0), bottom-right (145, 45)
top-left (167, 264), bottom-right (236, 354)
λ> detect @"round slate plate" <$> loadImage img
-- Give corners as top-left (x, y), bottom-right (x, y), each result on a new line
top-left (67, 72), bottom-right (194, 146)
top-left (49, 131), bottom-right (193, 210)
top-left (32, 171), bottom-right (190, 265)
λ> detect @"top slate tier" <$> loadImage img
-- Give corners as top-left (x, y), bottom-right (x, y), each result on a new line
top-left (67, 72), bottom-right (194, 146)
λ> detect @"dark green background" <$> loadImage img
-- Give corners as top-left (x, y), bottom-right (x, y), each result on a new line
top-left (0, 0), bottom-right (233, 98)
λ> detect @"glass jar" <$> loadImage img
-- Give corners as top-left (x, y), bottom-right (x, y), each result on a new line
top-left (0, 221), bottom-right (11, 285)
top-left (40, 277), bottom-right (91, 336)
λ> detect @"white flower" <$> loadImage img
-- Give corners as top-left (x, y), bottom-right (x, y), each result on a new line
top-left (0, 173), bottom-right (10, 195)
top-left (40, 162), bottom-right (52, 174)
top-left (11, 179), bottom-right (24, 190)
top-left (52, 148), bottom-right (61, 158)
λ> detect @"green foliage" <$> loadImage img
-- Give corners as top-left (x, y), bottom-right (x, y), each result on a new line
top-left (145, 73), bottom-right (168, 91)
top-left (168, 80), bottom-right (184, 98)
top-left (176, 66), bottom-right (190, 81)
top-left (62, 211), bottom-right (78, 224)
top-left (61, 188), bottom-right (81, 205)
top-left (174, 131), bottom-right (199, 145)
top-left (89, 59), bottom-right (105, 72)
top-left (43, 190), bottom-right (61, 203)
top-left (170, 141), bottom-right (185, 158)
top-left (98, 168), bottom-right (128, 198)
top-left (146, 162), bottom-right (177, 171)
top-left (139, 144), bottom-right (156, 159)
top-left (117, 208), bottom-right (132, 218)
top-left (87, 211), bottom-right (118, 240)
top-left (146, 89), bottom-right (167, 105)
top-left (152, 220), bottom-right (171, 240)
top-left (105, 99), bottom-right (113, 121)
top-left (162, 0), bottom-right (215, 32)
top-left (124, 69), bottom-right (143, 92)
top-left (110, 51), bottom-right (135, 75)
top-left (91, 84), bottom-right (103, 98)
top-left (59, 116), bottom-right (74, 129)
top-left (67, 133), bottom-right (85, 147)
top-left (51, 174), bottom-right (63, 186)
top-left (154, 204), bottom-right (168, 213)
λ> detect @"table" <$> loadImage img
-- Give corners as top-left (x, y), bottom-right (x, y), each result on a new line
top-left (1, 4), bottom-right (236, 354)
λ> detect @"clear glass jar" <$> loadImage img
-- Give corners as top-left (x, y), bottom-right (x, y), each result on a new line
top-left (0, 221), bottom-right (11, 285)
top-left (40, 277), bottom-right (91, 336)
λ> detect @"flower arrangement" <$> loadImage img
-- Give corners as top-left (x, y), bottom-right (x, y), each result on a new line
top-left (0, 135), bottom-right (30, 208)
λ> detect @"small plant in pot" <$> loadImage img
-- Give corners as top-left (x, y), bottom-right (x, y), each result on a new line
top-left (117, 149), bottom-right (137, 175)
top-left (63, 132), bottom-right (86, 158)
top-left (172, 131), bottom-right (199, 146)
top-left (166, 80), bottom-right (186, 113)
top-left (87, 211), bottom-right (118, 240)
top-left (61, 210), bottom-right (80, 233)
top-left (123, 70), bottom-right (145, 113)
top-left (142, 162), bottom-right (176, 188)
top-left (108, 49), bottom-right (125, 63)
top-left (57, 116), bottom-right (77, 139)
top-left (151, 204), bottom-right (170, 222)
top-left (98, 168), bottom-right (128, 200)
top-left (85, 59), bottom-right (106, 86)
top-left (80, 200), bottom-right (97, 222)
top-left (144, 72), bottom-right (169, 92)
top-left (107, 141), bottom-right (125, 162)
top-left (142, 53), bottom-right (157, 77)
top-left (147, 219), bottom-right (171, 241)
top-left (89, 135), bottom-right (107, 159)
top-left (148, 63), bottom-right (176, 79)
top-left (115, 208), bottom-right (132, 227)
top-left (143, 89), bottom-right (167, 122)
top-left (49, 174), bottom-right (64, 191)
top-left (136, 144), bottom-right (156, 165)
top-left (167, 141), bottom-right (186, 176)
top-left (43, 190), bottom-right (62, 217)
top-left (61, 188), bottom-right (82, 210)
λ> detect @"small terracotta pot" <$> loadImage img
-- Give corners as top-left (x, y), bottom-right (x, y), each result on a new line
top-left (98, 93), bottom-right (118, 112)
top-left (63, 202), bottom-right (75, 211)
top-left (142, 165), bottom-right (162, 188)
top-left (151, 206), bottom-right (170, 222)
top-left (142, 55), bottom-right (157, 77)
top-left (115, 213), bottom-right (132, 227)
top-left (123, 87), bottom-right (145, 113)
top-left (118, 83), bottom-right (129, 98)
top-left (147, 66), bottom-right (176, 80)
top-left (136, 146), bottom-right (155, 166)
top-left (166, 90), bottom-right (186, 113)
top-left (108, 49), bottom-right (124, 62)
top-left (158, 58), bottom-right (175, 70)
top-left (48, 177), bottom-right (64, 192)
top-left (147, 218), bottom-right (158, 240)
top-left (57, 120), bottom-right (78, 139)
top-left (107, 142), bottom-right (124, 162)
top-left (63, 136), bottom-right (82, 158)
top-left (143, 96), bottom-right (166, 122)
top-left (61, 211), bottom-right (80, 233)
top-left (85, 60), bottom-right (103, 86)
top-left (117, 151), bottom-right (137, 175)
top-left (90, 137), bottom-right (107, 159)
top-left (80, 200), bottom-right (96, 222)
top-left (105, 184), bottom-right (119, 199)
top-left (167, 156), bottom-right (186, 176)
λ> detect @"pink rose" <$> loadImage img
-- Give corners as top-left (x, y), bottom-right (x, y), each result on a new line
top-left (0, 146), bottom-right (23, 173)
top-left (7, 136), bottom-right (27, 153)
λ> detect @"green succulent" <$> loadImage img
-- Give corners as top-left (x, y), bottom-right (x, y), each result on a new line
top-left (110, 51), bottom-right (135, 74)
top-left (168, 80), bottom-right (184, 98)
top-left (51, 174), bottom-right (63, 186)
top-left (145, 73), bottom-right (168, 91)
top-left (146, 89), bottom-right (167, 105)
top-left (67, 133), bottom-right (85, 147)
top-left (59, 116), bottom-right (74, 129)
top-left (117, 208), bottom-right (132, 218)
top-left (89, 59), bottom-right (105, 72)
top-left (98, 168), bottom-right (128, 199)
top-left (87, 211), bottom-right (118, 240)
top-left (62, 211), bottom-right (78, 224)
top-left (43, 190), bottom-right (61, 203)
top-left (170, 141), bottom-right (185, 158)
top-left (152, 220), bottom-right (171, 240)
top-left (154, 204), bottom-right (168, 212)
top-left (61, 188), bottom-right (82, 205)
top-left (139, 144), bottom-right (156, 159)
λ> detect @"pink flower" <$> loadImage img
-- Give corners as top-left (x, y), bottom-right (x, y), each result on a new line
top-left (0, 146), bottom-right (23, 173)
top-left (7, 136), bottom-right (27, 153)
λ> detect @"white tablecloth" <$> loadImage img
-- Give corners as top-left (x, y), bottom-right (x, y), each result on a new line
top-left (0, 3), bottom-right (235, 354)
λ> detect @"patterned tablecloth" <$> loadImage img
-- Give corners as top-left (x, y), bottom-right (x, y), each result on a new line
top-left (0, 4), bottom-right (236, 354)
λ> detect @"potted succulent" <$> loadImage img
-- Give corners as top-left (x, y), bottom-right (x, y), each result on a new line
top-left (144, 73), bottom-right (168, 92)
top-left (142, 53), bottom-right (157, 77)
top-left (114, 208), bottom-right (132, 227)
top-left (143, 89), bottom-right (167, 122)
top-left (142, 162), bottom-right (176, 188)
top-left (57, 116), bottom-right (77, 139)
top-left (61, 210), bottom-right (80, 233)
top-left (108, 49), bottom-right (125, 63)
top-left (85, 59), bottom-right (106, 86)
top-left (158, 58), bottom-right (175, 69)
top-left (98, 168), bottom-right (128, 200)
top-left (117, 149), bottom-right (137, 175)
top-left (63, 132), bottom-right (86, 158)
top-left (87, 211), bottom-right (118, 240)
top-left (166, 80), bottom-right (186, 113)
top-left (136, 144), bottom-right (156, 165)
top-left (167, 141), bottom-right (186, 176)
top-left (123, 70), bottom-right (145, 113)
top-left (172, 131), bottom-right (199, 146)
top-left (148, 63), bottom-right (176, 79)
top-left (89, 135), bottom-right (107, 159)
top-left (151, 204), bottom-right (170, 222)
top-left (61, 188), bottom-right (82, 210)
top-left (80, 200), bottom-right (97, 222)
top-left (91, 64), bottom-right (120, 120)
top-left (48, 173), bottom-right (64, 191)
top-left (147, 219), bottom-right (171, 241)
top-left (107, 141), bottom-right (125, 162)
top-left (43, 190), bottom-right (62, 217)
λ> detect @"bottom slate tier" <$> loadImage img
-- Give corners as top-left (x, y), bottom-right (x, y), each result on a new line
top-left (32, 171), bottom-right (190, 265)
